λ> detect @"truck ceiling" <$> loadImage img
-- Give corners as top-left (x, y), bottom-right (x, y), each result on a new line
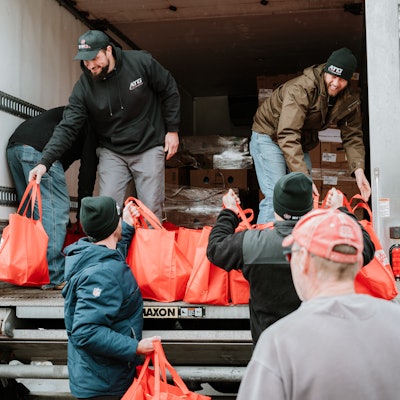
top-left (57, 0), bottom-right (366, 98)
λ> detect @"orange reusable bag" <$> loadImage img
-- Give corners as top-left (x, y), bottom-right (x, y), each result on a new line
top-left (229, 269), bottom-right (250, 304)
top-left (122, 340), bottom-right (211, 400)
top-left (0, 181), bottom-right (50, 286)
top-left (183, 226), bottom-right (229, 305)
top-left (162, 222), bottom-right (203, 267)
top-left (63, 220), bottom-right (85, 249)
top-left (125, 197), bottom-right (192, 302)
top-left (350, 195), bottom-right (398, 300)
top-left (229, 204), bottom-right (273, 304)
top-left (175, 227), bottom-right (202, 266)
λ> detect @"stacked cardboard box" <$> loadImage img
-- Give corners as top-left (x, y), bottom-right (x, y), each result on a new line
top-left (163, 135), bottom-right (260, 227)
top-left (190, 168), bottom-right (251, 190)
top-left (165, 167), bottom-right (190, 186)
top-left (256, 73), bottom-right (301, 105)
top-left (311, 128), bottom-right (360, 212)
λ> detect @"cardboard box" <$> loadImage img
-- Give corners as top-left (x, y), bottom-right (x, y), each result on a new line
top-left (320, 142), bottom-right (348, 169)
top-left (318, 128), bottom-right (342, 143)
top-left (256, 73), bottom-right (301, 91)
top-left (165, 167), bottom-right (190, 186)
top-left (320, 181), bottom-right (359, 202)
top-left (164, 209), bottom-right (219, 229)
top-left (190, 169), bottom-right (249, 189)
top-left (312, 168), bottom-right (363, 218)
top-left (308, 143), bottom-right (321, 168)
top-left (258, 88), bottom-right (273, 105)
top-left (320, 181), bottom-right (363, 219)
top-left (312, 168), bottom-right (354, 184)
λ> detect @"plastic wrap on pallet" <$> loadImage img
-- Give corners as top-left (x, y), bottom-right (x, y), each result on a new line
top-left (213, 150), bottom-right (253, 169)
top-left (165, 150), bottom-right (200, 168)
top-left (311, 168), bottom-right (355, 183)
top-left (164, 184), bottom-right (238, 228)
top-left (181, 135), bottom-right (249, 154)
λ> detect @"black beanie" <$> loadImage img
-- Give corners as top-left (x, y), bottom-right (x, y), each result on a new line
top-left (80, 196), bottom-right (120, 242)
top-left (273, 172), bottom-right (313, 220)
top-left (324, 48), bottom-right (357, 82)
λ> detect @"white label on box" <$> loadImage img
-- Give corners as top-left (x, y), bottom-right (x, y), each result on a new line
top-left (318, 128), bottom-right (342, 143)
top-left (323, 176), bottom-right (338, 185)
top-left (322, 152), bottom-right (337, 162)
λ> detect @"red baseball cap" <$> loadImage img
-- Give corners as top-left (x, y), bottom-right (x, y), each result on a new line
top-left (282, 208), bottom-right (363, 265)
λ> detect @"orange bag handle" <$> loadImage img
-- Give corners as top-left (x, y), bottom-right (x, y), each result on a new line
top-left (320, 188), bottom-right (352, 211)
top-left (124, 196), bottom-right (163, 230)
top-left (152, 340), bottom-right (191, 396)
top-left (350, 194), bottom-right (373, 222)
top-left (121, 341), bottom-right (192, 400)
top-left (120, 351), bottom-right (151, 400)
top-left (236, 203), bottom-right (254, 230)
top-left (17, 181), bottom-right (43, 222)
top-left (313, 194), bottom-right (320, 209)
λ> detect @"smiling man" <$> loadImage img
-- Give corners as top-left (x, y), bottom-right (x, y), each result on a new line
top-left (29, 30), bottom-right (180, 221)
top-left (250, 47), bottom-right (370, 223)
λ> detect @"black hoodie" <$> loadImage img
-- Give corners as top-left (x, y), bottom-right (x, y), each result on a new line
top-left (39, 46), bottom-right (180, 170)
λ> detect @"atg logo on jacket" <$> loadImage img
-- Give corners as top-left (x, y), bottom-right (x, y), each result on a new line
top-left (327, 64), bottom-right (344, 77)
top-left (129, 78), bottom-right (143, 90)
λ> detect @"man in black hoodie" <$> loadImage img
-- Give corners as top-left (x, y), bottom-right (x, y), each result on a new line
top-left (28, 30), bottom-right (181, 221)
top-left (7, 106), bottom-right (98, 289)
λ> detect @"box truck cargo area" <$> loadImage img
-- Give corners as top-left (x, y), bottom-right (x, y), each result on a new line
top-left (1, 0), bottom-right (400, 397)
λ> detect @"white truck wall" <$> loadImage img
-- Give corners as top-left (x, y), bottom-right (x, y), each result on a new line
top-left (0, 0), bottom-right (89, 220)
top-left (365, 0), bottom-right (400, 252)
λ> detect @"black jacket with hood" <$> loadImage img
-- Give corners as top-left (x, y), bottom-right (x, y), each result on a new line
top-left (39, 46), bottom-right (180, 170)
top-left (207, 207), bottom-right (375, 345)
top-left (8, 106), bottom-right (98, 216)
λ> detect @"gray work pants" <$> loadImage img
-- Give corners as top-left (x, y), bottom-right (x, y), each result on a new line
top-left (97, 145), bottom-right (165, 221)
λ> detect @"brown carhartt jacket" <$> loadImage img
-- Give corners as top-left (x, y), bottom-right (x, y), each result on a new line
top-left (252, 64), bottom-right (365, 175)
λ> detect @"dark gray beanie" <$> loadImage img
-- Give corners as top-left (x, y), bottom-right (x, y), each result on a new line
top-left (80, 196), bottom-right (120, 242)
top-left (273, 172), bottom-right (313, 220)
top-left (324, 48), bottom-right (357, 81)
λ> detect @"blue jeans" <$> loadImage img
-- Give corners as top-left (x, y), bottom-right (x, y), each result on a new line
top-left (7, 145), bottom-right (70, 286)
top-left (250, 131), bottom-right (312, 223)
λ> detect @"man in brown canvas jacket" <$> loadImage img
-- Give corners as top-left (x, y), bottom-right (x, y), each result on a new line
top-left (250, 48), bottom-right (370, 223)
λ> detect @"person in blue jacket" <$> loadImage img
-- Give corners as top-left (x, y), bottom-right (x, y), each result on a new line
top-left (62, 196), bottom-right (160, 399)
top-left (29, 30), bottom-right (181, 221)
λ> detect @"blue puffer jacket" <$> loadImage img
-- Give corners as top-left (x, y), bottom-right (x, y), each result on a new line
top-left (62, 222), bottom-right (143, 398)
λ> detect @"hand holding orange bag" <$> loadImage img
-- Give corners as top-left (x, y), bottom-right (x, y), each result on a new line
top-left (0, 181), bottom-right (50, 286)
top-left (122, 340), bottom-right (211, 400)
top-left (125, 197), bottom-right (192, 302)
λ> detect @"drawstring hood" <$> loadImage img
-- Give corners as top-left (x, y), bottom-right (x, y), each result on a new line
top-left (81, 44), bottom-right (124, 117)
top-left (104, 71), bottom-right (124, 116)
top-left (106, 79), bottom-right (113, 116)
top-left (115, 71), bottom-right (124, 113)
